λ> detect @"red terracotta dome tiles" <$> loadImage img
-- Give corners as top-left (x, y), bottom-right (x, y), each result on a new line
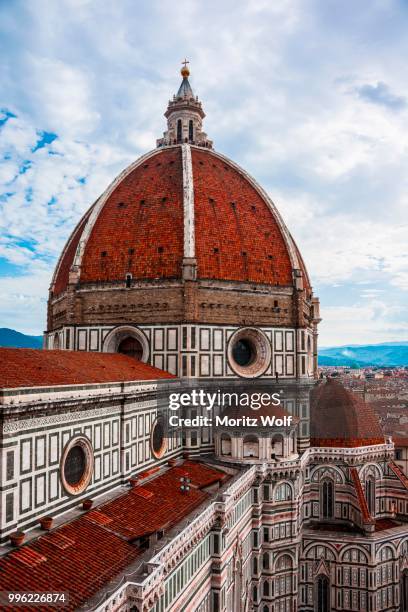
top-left (80, 147), bottom-right (184, 283)
top-left (53, 213), bottom-right (90, 296)
top-left (294, 241), bottom-right (312, 294)
top-left (52, 145), bottom-right (302, 293)
top-left (310, 379), bottom-right (384, 448)
top-left (191, 148), bottom-right (293, 285)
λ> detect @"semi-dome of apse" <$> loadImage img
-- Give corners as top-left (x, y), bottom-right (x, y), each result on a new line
top-left (310, 378), bottom-right (384, 448)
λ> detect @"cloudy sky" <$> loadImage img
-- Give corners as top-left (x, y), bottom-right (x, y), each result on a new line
top-left (1, 0), bottom-right (407, 346)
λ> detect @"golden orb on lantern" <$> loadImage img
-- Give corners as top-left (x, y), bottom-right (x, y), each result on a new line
top-left (181, 58), bottom-right (190, 77)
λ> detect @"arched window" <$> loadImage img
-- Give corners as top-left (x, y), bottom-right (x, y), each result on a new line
top-left (189, 119), bottom-right (194, 142)
top-left (118, 336), bottom-right (143, 360)
top-left (316, 575), bottom-right (329, 612)
top-left (271, 434), bottom-right (283, 457)
top-left (275, 482), bottom-right (292, 501)
top-left (291, 431), bottom-right (296, 453)
top-left (263, 581), bottom-right (269, 596)
top-left (243, 435), bottom-right (259, 458)
top-left (263, 552), bottom-right (270, 569)
top-left (263, 607), bottom-right (269, 612)
top-left (401, 569), bottom-right (408, 612)
top-left (365, 476), bottom-right (375, 515)
top-left (220, 434), bottom-right (231, 456)
top-left (321, 479), bottom-right (334, 519)
top-left (177, 119), bottom-right (182, 143)
top-left (125, 273), bottom-right (132, 288)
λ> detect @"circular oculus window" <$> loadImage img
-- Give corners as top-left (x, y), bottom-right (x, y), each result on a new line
top-left (102, 325), bottom-right (150, 362)
top-left (60, 436), bottom-right (94, 496)
top-left (228, 328), bottom-right (271, 378)
top-left (150, 418), bottom-right (167, 459)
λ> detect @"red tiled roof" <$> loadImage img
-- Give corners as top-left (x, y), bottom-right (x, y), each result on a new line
top-left (310, 379), bottom-right (384, 448)
top-left (80, 148), bottom-right (184, 284)
top-left (375, 518), bottom-right (400, 531)
top-left (393, 437), bottom-right (408, 446)
top-left (0, 517), bottom-right (140, 611)
top-left (191, 149), bottom-right (293, 285)
top-left (293, 241), bottom-right (312, 293)
top-left (138, 466), bottom-right (160, 479)
top-left (172, 460), bottom-right (228, 489)
top-left (0, 461), bottom-right (227, 611)
top-left (85, 460), bottom-right (227, 541)
top-left (52, 210), bottom-right (92, 296)
top-left (388, 461), bottom-right (408, 490)
top-left (0, 348), bottom-right (174, 389)
top-left (52, 146), bottom-right (304, 294)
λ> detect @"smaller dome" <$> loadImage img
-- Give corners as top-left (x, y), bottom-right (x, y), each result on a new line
top-left (310, 379), bottom-right (384, 448)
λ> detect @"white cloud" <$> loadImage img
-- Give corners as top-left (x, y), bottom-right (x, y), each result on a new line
top-left (0, 112), bottom-right (132, 273)
top-left (0, 269), bottom-right (50, 335)
top-left (27, 57), bottom-right (100, 137)
top-left (319, 301), bottom-right (408, 347)
top-left (0, 0), bottom-right (407, 344)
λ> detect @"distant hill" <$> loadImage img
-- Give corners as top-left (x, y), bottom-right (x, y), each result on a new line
top-left (319, 343), bottom-right (408, 367)
top-left (0, 328), bottom-right (43, 349)
top-left (318, 355), bottom-right (362, 368)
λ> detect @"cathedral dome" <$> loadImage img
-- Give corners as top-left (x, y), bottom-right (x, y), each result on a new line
top-left (47, 65), bottom-right (320, 369)
top-left (310, 379), bottom-right (384, 448)
top-left (51, 145), bottom-right (310, 296)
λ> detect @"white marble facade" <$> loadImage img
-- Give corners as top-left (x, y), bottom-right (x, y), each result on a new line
top-left (93, 447), bottom-right (408, 612)
top-left (0, 380), bottom-right (183, 541)
top-left (44, 323), bottom-right (314, 380)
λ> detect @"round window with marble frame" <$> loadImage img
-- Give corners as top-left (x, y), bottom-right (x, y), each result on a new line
top-left (60, 435), bottom-right (94, 496)
top-left (227, 327), bottom-right (272, 378)
top-left (150, 416), bottom-right (168, 459)
top-left (102, 325), bottom-right (150, 362)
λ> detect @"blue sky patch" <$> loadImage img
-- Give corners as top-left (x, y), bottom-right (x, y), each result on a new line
top-left (355, 82), bottom-right (407, 111)
top-left (0, 109), bottom-right (17, 129)
top-left (25, 187), bottom-right (33, 202)
top-left (0, 192), bottom-right (14, 202)
top-left (32, 130), bottom-right (57, 152)
top-left (19, 160), bottom-right (32, 175)
top-left (0, 257), bottom-right (25, 277)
